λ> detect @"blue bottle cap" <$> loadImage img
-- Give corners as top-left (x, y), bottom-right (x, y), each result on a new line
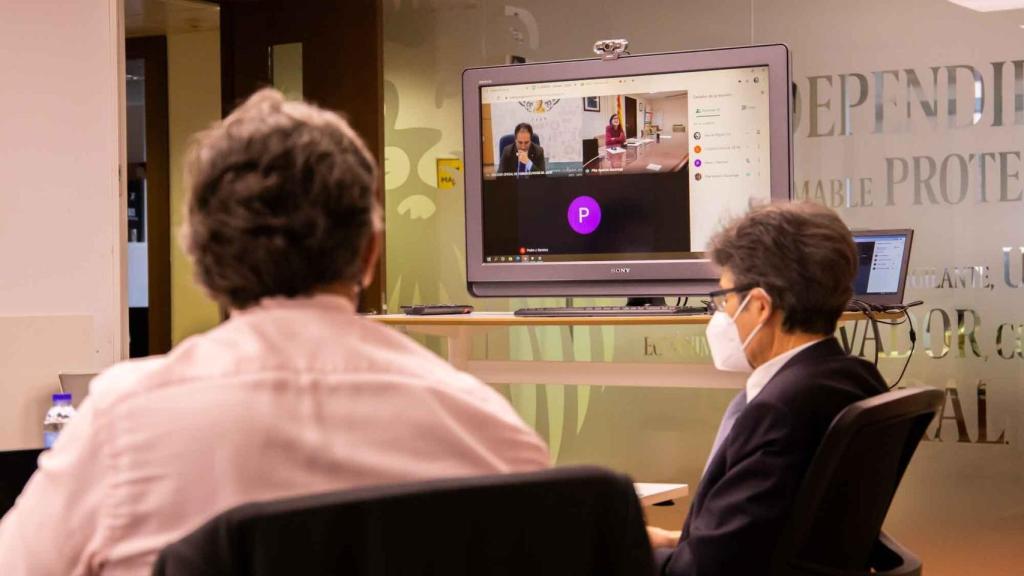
top-left (52, 393), bottom-right (73, 402)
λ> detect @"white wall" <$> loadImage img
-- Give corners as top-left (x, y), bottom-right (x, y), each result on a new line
top-left (490, 100), bottom-right (583, 163)
top-left (648, 93), bottom-right (687, 133)
top-left (0, 0), bottom-right (125, 448)
top-left (580, 95), bottom-right (615, 141)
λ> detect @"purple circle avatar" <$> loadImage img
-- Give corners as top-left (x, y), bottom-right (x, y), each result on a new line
top-left (567, 196), bottom-right (602, 235)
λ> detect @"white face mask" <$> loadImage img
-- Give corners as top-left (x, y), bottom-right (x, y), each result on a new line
top-left (706, 291), bottom-right (766, 373)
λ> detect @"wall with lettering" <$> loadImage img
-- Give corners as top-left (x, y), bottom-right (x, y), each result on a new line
top-left (383, 2), bottom-right (1022, 573)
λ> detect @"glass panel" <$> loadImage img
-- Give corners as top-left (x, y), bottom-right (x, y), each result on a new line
top-left (754, 2), bottom-right (1023, 573)
top-left (270, 42), bottom-right (303, 100)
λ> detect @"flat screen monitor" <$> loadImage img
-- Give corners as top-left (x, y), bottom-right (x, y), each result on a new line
top-left (462, 44), bottom-right (792, 297)
top-left (851, 229), bottom-right (914, 307)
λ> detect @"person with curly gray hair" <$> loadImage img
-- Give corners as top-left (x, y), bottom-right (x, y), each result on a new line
top-left (183, 88), bottom-right (381, 309)
top-left (0, 89), bottom-right (550, 576)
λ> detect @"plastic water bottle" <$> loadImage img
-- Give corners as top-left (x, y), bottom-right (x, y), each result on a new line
top-left (43, 393), bottom-right (76, 449)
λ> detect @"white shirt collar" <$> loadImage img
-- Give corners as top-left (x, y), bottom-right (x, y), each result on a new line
top-left (746, 338), bottom-right (825, 402)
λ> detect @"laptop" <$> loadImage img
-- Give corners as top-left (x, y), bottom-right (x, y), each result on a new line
top-left (847, 229), bottom-right (914, 311)
top-left (0, 374), bottom-right (96, 516)
top-left (58, 373), bottom-right (96, 409)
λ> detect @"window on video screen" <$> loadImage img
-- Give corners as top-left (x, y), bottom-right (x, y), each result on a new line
top-left (479, 67), bottom-right (772, 264)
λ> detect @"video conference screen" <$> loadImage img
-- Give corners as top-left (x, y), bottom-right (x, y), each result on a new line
top-left (479, 66), bottom-right (771, 264)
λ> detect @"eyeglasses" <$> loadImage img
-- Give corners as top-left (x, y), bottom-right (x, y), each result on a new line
top-left (707, 284), bottom-right (757, 314)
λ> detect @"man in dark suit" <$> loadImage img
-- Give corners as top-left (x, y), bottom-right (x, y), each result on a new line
top-left (498, 122), bottom-right (545, 175)
top-left (647, 202), bottom-right (887, 576)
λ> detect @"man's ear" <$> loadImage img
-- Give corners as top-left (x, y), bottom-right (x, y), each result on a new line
top-left (359, 230), bottom-right (382, 289)
top-left (751, 288), bottom-right (774, 325)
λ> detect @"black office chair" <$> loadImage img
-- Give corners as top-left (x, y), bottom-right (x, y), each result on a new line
top-left (0, 449), bottom-right (44, 517)
top-left (770, 387), bottom-right (944, 576)
top-left (152, 465), bottom-right (653, 576)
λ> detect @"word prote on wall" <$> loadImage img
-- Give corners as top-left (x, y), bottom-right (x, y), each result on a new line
top-left (794, 149), bottom-right (1024, 208)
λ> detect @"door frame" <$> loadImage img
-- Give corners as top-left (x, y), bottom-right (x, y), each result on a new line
top-left (218, 0), bottom-right (386, 313)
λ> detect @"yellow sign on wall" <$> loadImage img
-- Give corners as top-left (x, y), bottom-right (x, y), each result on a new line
top-left (436, 158), bottom-right (462, 189)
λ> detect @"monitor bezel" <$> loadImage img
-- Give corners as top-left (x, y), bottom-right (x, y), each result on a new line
top-left (850, 228), bottom-right (915, 307)
top-left (462, 43), bottom-right (792, 297)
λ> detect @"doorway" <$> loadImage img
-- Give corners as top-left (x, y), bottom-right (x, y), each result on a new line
top-left (125, 37), bottom-right (171, 357)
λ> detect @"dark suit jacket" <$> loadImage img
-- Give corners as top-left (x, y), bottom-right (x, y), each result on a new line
top-left (656, 338), bottom-right (887, 576)
top-left (499, 142), bottom-right (546, 174)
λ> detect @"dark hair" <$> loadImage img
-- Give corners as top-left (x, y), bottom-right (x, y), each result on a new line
top-left (183, 88), bottom-right (379, 310)
top-left (709, 202), bottom-right (857, 335)
top-left (608, 114), bottom-right (622, 134)
top-left (514, 122), bottom-right (534, 137)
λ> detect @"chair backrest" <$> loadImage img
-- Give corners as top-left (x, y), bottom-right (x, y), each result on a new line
top-left (771, 387), bottom-right (943, 575)
top-left (153, 466), bottom-right (652, 576)
top-left (0, 449), bottom-right (43, 517)
top-left (498, 132), bottom-right (540, 155)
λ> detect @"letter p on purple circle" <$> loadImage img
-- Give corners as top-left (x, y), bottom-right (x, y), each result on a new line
top-left (568, 196), bottom-right (601, 235)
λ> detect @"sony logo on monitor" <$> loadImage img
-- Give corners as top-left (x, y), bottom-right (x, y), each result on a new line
top-left (610, 267), bottom-right (631, 274)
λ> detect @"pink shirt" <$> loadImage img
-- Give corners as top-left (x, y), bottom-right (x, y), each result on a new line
top-left (0, 295), bottom-right (550, 575)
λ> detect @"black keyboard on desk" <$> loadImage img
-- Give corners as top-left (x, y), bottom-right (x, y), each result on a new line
top-left (514, 305), bottom-right (707, 317)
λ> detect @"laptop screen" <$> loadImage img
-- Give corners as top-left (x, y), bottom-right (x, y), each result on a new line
top-left (852, 231), bottom-right (912, 299)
